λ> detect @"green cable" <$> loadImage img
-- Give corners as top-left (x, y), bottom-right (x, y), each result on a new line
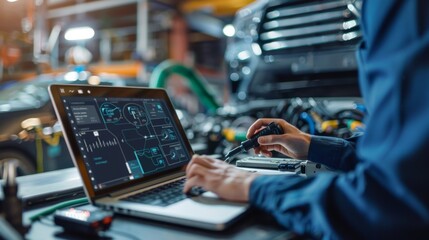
top-left (28, 197), bottom-right (88, 222)
top-left (149, 60), bottom-right (221, 114)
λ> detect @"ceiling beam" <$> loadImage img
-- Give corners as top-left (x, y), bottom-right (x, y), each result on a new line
top-left (185, 12), bottom-right (224, 38)
top-left (47, 0), bottom-right (138, 19)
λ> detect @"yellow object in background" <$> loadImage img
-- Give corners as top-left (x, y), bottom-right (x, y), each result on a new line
top-left (321, 120), bottom-right (339, 133)
top-left (321, 119), bottom-right (365, 134)
top-left (346, 120), bottom-right (364, 131)
top-left (20, 118), bottom-right (63, 173)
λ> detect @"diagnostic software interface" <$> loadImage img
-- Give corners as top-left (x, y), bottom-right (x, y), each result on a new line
top-left (61, 96), bottom-right (191, 190)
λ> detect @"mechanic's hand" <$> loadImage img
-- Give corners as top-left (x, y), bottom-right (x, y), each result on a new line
top-left (247, 118), bottom-right (311, 159)
top-left (183, 155), bottom-right (258, 202)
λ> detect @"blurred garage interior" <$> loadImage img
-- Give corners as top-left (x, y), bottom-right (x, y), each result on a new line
top-left (0, 0), bottom-right (364, 177)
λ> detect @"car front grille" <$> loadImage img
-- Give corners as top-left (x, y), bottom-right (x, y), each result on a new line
top-left (259, 0), bottom-right (361, 54)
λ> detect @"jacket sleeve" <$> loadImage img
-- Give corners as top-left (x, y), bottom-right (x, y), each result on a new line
top-left (249, 166), bottom-right (428, 239)
top-left (307, 134), bottom-right (361, 171)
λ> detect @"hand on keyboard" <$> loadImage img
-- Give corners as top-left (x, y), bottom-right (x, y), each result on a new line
top-left (186, 186), bottom-right (206, 197)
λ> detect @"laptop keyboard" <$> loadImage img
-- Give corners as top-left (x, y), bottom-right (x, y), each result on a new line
top-left (123, 179), bottom-right (206, 207)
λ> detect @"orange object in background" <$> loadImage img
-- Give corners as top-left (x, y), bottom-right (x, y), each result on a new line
top-left (181, 0), bottom-right (255, 16)
top-left (89, 61), bottom-right (141, 78)
top-left (1, 44), bottom-right (22, 67)
top-left (170, 15), bottom-right (189, 63)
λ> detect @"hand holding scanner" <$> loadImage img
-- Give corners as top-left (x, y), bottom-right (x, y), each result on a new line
top-left (224, 122), bottom-right (284, 163)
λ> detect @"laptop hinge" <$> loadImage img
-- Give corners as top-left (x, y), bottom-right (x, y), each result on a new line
top-left (108, 171), bottom-right (186, 198)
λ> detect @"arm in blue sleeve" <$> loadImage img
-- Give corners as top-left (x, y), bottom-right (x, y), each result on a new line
top-left (308, 134), bottom-right (361, 171)
top-left (250, 165), bottom-right (429, 239)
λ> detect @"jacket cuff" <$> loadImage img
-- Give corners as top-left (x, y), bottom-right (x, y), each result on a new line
top-left (308, 136), bottom-right (349, 169)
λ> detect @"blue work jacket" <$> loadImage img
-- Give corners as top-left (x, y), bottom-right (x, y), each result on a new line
top-left (249, 1), bottom-right (429, 239)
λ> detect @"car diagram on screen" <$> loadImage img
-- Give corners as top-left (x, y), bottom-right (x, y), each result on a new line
top-left (123, 103), bottom-right (148, 127)
top-left (93, 99), bottom-right (189, 178)
top-left (63, 96), bottom-right (191, 187)
top-left (100, 102), bottom-right (122, 123)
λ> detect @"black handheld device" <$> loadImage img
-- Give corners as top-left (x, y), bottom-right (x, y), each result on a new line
top-left (54, 206), bottom-right (113, 236)
top-left (225, 122), bottom-right (284, 163)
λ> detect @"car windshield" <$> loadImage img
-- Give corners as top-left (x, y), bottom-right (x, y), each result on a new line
top-left (0, 80), bottom-right (51, 111)
top-left (0, 73), bottom-right (131, 112)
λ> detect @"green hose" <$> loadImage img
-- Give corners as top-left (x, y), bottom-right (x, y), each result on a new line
top-left (28, 197), bottom-right (88, 222)
top-left (149, 60), bottom-right (221, 114)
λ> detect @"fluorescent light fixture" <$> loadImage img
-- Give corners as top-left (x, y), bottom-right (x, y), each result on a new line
top-left (64, 27), bottom-right (95, 41)
top-left (223, 24), bottom-right (236, 37)
top-left (7, 0), bottom-right (18, 2)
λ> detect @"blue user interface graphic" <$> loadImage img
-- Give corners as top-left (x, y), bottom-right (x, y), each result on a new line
top-left (62, 97), bottom-right (190, 190)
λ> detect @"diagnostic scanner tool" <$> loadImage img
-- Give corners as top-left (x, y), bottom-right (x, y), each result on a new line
top-left (225, 122), bottom-right (283, 163)
top-left (54, 206), bottom-right (113, 236)
top-left (236, 157), bottom-right (302, 172)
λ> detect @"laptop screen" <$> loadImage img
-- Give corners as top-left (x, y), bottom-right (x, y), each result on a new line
top-left (50, 85), bottom-right (193, 195)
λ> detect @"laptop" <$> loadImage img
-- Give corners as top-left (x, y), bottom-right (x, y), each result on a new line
top-left (49, 84), bottom-right (249, 231)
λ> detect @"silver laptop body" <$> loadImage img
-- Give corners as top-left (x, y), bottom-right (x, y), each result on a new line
top-left (49, 84), bottom-right (248, 231)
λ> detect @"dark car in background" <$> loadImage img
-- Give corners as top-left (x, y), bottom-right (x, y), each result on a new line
top-left (217, 0), bottom-right (365, 143)
top-left (0, 72), bottom-right (143, 175)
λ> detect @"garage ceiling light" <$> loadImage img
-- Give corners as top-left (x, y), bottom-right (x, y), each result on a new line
top-left (223, 24), bottom-right (235, 37)
top-left (64, 27), bottom-right (95, 41)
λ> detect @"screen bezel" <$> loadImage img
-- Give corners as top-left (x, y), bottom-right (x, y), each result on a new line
top-left (49, 84), bottom-right (194, 200)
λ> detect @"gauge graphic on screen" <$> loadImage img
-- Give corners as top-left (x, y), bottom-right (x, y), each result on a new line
top-left (161, 129), bottom-right (177, 141)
